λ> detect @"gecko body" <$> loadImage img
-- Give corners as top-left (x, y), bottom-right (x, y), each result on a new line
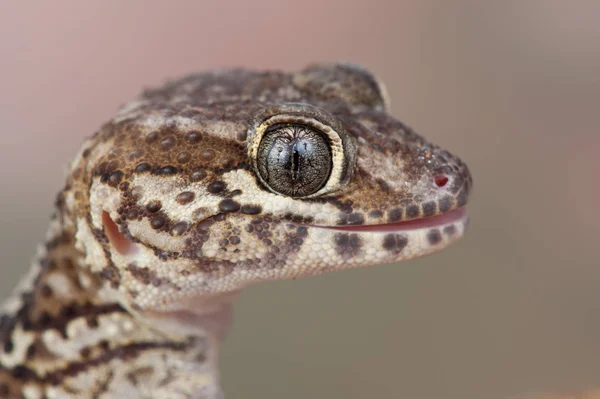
top-left (0, 63), bottom-right (472, 398)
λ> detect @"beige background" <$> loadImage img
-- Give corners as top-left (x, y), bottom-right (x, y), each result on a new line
top-left (1, 1), bottom-right (598, 398)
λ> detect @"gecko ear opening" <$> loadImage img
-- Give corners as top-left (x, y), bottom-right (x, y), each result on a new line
top-left (102, 211), bottom-right (139, 256)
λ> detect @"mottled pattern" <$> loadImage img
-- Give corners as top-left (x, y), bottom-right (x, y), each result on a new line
top-left (0, 63), bottom-right (472, 398)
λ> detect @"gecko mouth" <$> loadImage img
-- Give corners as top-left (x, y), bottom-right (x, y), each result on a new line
top-left (323, 207), bottom-right (468, 233)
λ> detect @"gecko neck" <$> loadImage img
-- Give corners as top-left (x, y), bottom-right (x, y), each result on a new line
top-left (0, 215), bottom-right (224, 398)
top-left (139, 291), bottom-right (239, 342)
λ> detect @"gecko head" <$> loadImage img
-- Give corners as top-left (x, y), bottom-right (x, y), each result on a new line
top-left (73, 63), bottom-right (472, 312)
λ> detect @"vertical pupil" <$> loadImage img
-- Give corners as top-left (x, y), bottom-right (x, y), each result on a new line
top-left (292, 141), bottom-right (300, 181)
top-left (257, 124), bottom-right (332, 198)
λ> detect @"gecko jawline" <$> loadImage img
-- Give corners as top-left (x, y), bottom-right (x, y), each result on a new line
top-left (322, 207), bottom-right (468, 233)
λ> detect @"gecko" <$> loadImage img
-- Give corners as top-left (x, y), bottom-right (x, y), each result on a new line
top-left (0, 63), bottom-right (472, 398)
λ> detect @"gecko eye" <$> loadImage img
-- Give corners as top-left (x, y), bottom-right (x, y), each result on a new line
top-left (248, 105), bottom-right (357, 199)
top-left (256, 124), bottom-right (332, 197)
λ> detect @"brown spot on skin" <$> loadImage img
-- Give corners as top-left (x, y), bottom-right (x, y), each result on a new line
top-left (80, 347), bottom-right (91, 359)
top-left (127, 264), bottom-right (155, 285)
top-left (369, 210), bottom-right (383, 218)
top-left (280, 213), bottom-right (313, 224)
top-left (25, 342), bottom-right (36, 360)
top-left (201, 149), bottom-right (215, 161)
top-left (146, 202), bottom-right (162, 213)
top-left (456, 188), bottom-right (468, 207)
top-left (190, 169), bottom-right (207, 182)
top-left (159, 136), bottom-right (176, 151)
top-left (382, 234), bottom-right (408, 254)
top-left (60, 304), bottom-right (76, 319)
top-left (219, 199), bottom-right (241, 213)
top-left (207, 181), bottom-right (226, 194)
top-left (38, 312), bottom-right (52, 328)
top-left (155, 166), bottom-right (178, 175)
top-left (86, 315), bottom-right (100, 328)
top-left (45, 232), bottom-right (71, 252)
top-left (128, 149), bottom-right (145, 160)
top-left (94, 162), bottom-right (109, 176)
top-left (388, 208), bottom-right (403, 222)
top-left (177, 152), bottom-right (191, 164)
top-left (170, 222), bottom-right (188, 236)
top-left (186, 131), bottom-right (202, 143)
top-left (241, 204), bottom-right (262, 215)
top-left (3, 339), bottom-right (13, 353)
top-left (438, 196), bottom-right (453, 213)
top-left (176, 192), bottom-right (195, 205)
top-left (135, 163), bottom-right (152, 173)
top-left (146, 131), bottom-right (159, 144)
top-left (100, 265), bottom-right (121, 289)
top-left (296, 226), bottom-right (308, 237)
top-left (346, 213), bottom-right (365, 225)
top-left (99, 341), bottom-right (110, 352)
top-left (427, 229), bottom-right (442, 245)
top-left (443, 225), bottom-right (456, 236)
top-left (151, 216), bottom-right (166, 230)
top-left (334, 233), bottom-right (362, 258)
top-left (126, 209), bottom-right (139, 220)
top-left (423, 201), bottom-right (437, 217)
top-left (406, 205), bottom-right (420, 219)
top-left (237, 130), bottom-right (248, 141)
top-left (196, 219), bottom-right (214, 233)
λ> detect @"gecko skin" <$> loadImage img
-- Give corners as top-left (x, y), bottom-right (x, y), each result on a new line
top-left (0, 63), bottom-right (472, 398)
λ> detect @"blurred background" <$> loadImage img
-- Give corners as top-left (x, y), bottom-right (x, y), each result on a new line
top-left (0, 1), bottom-right (598, 398)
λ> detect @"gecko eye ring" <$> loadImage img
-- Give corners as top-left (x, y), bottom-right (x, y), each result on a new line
top-left (248, 105), bottom-right (356, 198)
top-left (255, 122), bottom-right (332, 197)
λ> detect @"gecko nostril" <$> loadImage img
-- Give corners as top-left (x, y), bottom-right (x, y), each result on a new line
top-left (434, 174), bottom-right (449, 188)
top-left (102, 211), bottom-right (139, 256)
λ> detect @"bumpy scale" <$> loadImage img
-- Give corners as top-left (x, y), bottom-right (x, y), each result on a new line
top-left (0, 63), bottom-right (472, 398)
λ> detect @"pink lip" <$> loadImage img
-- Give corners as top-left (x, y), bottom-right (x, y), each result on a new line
top-left (322, 207), bottom-right (468, 232)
